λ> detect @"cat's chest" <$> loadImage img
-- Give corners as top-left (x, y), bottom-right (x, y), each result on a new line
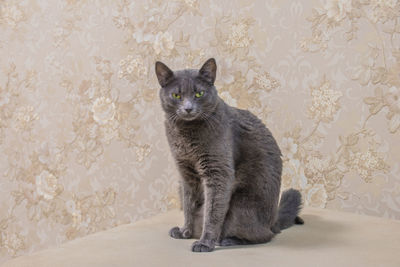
top-left (166, 126), bottom-right (210, 161)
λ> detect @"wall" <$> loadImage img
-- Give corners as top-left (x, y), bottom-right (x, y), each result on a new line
top-left (1, 0), bottom-right (399, 263)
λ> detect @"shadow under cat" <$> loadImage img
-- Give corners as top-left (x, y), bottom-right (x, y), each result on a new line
top-left (215, 213), bottom-right (348, 251)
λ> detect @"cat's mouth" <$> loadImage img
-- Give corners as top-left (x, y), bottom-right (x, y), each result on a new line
top-left (178, 112), bottom-right (200, 121)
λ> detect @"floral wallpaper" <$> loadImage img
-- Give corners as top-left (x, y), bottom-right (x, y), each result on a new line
top-left (0, 0), bottom-right (399, 263)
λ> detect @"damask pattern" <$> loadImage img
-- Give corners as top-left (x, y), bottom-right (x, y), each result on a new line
top-left (0, 0), bottom-right (399, 263)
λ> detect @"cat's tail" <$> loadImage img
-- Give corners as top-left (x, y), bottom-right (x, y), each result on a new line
top-left (275, 189), bottom-right (304, 232)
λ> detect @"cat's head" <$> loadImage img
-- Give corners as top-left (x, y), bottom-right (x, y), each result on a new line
top-left (155, 58), bottom-right (219, 122)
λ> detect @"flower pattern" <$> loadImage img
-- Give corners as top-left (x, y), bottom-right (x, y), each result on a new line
top-left (308, 77), bottom-right (343, 122)
top-left (91, 97), bottom-right (116, 125)
top-left (35, 170), bottom-right (62, 200)
top-left (1, 0), bottom-right (400, 264)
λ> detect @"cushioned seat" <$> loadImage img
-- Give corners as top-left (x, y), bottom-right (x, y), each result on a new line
top-left (3, 207), bottom-right (400, 267)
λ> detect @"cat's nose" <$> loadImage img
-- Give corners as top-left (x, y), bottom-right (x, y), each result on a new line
top-left (185, 108), bottom-right (193, 113)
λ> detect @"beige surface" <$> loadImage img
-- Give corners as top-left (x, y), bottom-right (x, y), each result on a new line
top-left (3, 207), bottom-right (400, 267)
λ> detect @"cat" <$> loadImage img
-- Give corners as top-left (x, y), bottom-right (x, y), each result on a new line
top-left (155, 58), bottom-right (303, 252)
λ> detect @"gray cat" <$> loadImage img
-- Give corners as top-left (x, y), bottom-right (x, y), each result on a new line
top-left (155, 58), bottom-right (303, 252)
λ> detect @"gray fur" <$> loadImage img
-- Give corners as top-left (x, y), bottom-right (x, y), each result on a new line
top-left (155, 58), bottom-right (303, 252)
top-left (277, 189), bottom-right (303, 230)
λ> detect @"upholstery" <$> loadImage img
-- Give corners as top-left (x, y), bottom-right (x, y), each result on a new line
top-left (3, 207), bottom-right (400, 267)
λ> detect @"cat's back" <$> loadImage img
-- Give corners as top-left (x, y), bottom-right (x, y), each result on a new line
top-left (229, 106), bottom-right (281, 156)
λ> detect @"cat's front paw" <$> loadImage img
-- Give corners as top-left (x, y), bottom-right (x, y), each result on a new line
top-left (191, 239), bottom-right (215, 252)
top-left (169, 226), bottom-right (192, 239)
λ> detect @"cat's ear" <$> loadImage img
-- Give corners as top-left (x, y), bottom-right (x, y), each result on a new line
top-left (199, 58), bottom-right (217, 85)
top-left (155, 61), bottom-right (174, 87)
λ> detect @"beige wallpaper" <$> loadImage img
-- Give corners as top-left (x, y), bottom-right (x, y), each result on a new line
top-left (0, 0), bottom-right (399, 263)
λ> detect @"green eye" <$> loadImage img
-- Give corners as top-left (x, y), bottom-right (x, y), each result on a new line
top-left (195, 91), bottom-right (204, 98)
top-left (172, 93), bottom-right (181, 99)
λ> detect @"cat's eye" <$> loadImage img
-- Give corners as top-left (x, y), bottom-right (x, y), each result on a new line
top-left (195, 91), bottom-right (204, 98)
top-left (172, 93), bottom-right (181, 99)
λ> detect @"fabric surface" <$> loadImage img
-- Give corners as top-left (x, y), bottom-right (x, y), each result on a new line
top-left (3, 207), bottom-right (400, 267)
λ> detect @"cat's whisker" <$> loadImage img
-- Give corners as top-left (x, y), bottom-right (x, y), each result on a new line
top-left (208, 114), bottom-right (220, 133)
top-left (168, 113), bottom-right (179, 125)
top-left (202, 113), bottom-right (219, 133)
top-left (200, 113), bottom-right (216, 133)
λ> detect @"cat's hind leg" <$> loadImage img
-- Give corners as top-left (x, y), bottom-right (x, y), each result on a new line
top-left (219, 228), bottom-right (275, 246)
top-left (219, 236), bottom-right (249, 246)
top-left (218, 187), bottom-right (278, 246)
top-left (219, 205), bottom-right (276, 246)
